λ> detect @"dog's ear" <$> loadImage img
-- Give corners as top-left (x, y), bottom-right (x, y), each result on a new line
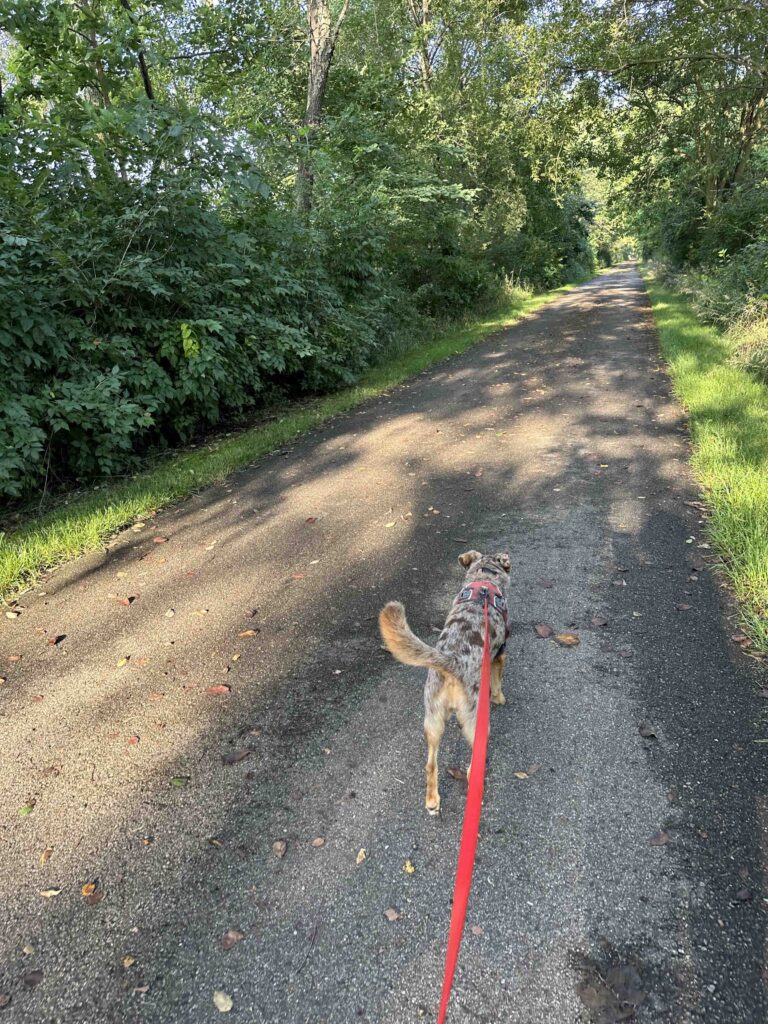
top-left (495, 552), bottom-right (511, 572)
top-left (458, 550), bottom-right (482, 568)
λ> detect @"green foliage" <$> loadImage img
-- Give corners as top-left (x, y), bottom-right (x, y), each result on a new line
top-left (0, 0), bottom-right (598, 501)
top-left (549, 0), bottom-right (768, 314)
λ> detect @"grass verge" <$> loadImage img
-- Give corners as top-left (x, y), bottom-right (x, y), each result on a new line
top-left (0, 280), bottom-right (583, 601)
top-left (643, 272), bottom-right (768, 655)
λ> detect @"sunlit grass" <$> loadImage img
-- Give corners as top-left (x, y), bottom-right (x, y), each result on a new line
top-left (0, 280), bottom-right (582, 601)
top-left (644, 273), bottom-right (768, 654)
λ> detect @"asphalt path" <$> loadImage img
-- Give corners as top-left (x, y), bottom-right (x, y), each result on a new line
top-left (1, 264), bottom-right (766, 1023)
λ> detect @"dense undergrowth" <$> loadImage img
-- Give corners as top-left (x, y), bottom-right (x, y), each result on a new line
top-left (0, 278), bottom-right (580, 600)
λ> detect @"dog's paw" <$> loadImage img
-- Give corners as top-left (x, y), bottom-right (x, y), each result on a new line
top-left (425, 796), bottom-right (441, 815)
top-left (491, 691), bottom-right (506, 705)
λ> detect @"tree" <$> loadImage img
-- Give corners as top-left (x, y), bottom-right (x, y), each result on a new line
top-left (295, 0), bottom-right (350, 213)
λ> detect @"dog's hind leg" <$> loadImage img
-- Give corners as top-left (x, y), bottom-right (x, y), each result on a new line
top-left (424, 713), bottom-right (445, 815)
top-left (456, 699), bottom-right (477, 781)
top-left (491, 653), bottom-right (506, 705)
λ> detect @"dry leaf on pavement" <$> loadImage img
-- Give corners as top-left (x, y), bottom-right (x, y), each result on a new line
top-left (213, 990), bottom-right (233, 1013)
top-left (554, 633), bottom-right (580, 647)
top-left (220, 929), bottom-right (245, 951)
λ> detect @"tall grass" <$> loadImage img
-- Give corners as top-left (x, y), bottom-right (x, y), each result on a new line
top-left (644, 273), bottom-right (768, 653)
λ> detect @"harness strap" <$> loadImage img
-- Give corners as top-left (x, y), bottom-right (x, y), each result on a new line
top-left (454, 580), bottom-right (510, 638)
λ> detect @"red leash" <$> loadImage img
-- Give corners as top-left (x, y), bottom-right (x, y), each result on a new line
top-left (436, 599), bottom-right (492, 1024)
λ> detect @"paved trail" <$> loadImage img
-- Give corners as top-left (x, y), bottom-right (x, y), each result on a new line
top-left (2, 265), bottom-right (767, 1024)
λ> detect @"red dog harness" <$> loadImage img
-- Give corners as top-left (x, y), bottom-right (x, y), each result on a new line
top-left (454, 580), bottom-right (510, 639)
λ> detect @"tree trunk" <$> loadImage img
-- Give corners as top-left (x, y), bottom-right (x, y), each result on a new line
top-left (295, 0), bottom-right (349, 215)
top-left (119, 0), bottom-right (156, 102)
top-left (406, 0), bottom-right (433, 88)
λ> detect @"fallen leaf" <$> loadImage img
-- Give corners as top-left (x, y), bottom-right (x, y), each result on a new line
top-left (39, 848), bottom-right (53, 865)
top-left (206, 685), bottom-right (231, 696)
top-left (85, 888), bottom-right (104, 905)
top-left (116, 596), bottom-right (137, 607)
top-left (675, 603), bottom-right (692, 611)
top-left (153, 536), bottom-right (168, 544)
top-left (213, 990), bottom-right (233, 1013)
top-left (170, 775), bottom-right (190, 787)
top-left (116, 656), bottom-right (130, 668)
top-left (356, 848), bottom-right (366, 865)
top-left (133, 985), bottom-right (149, 994)
top-left (220, 929), bottom-right (245, 951)
top-left (231, 654), bottom-right (241, 662)
top-left (639, 722), bottom-right (657, 739)
top-left (383, 908), bottom-right (400, 922)
top-left (311, 837), bottom-right (325, 848)
top-left (127, 735), bottom-right (140, 746)
top-left (471, 925), bottom-right (483, 936)
top-left (272, 840), bottom-right (287, 859)
top-left (222, 750), bottom-right (251, 765)
top-left (554, 633), bottom-right (580, 647)
top-left (534, 623), bottom-right (553, 638)
top-left (0, 993), bottom-right (10, 1008)
top-left (5, 610), bottom-right (20, 620)
top-left (238, 629), bottom-right (258, 638)
top-left (81, 882), bottom-right (97, 897)
top-left (40, 889), bottom-right (61, 898)
top-left (8, 654), bottom-right (22, 663)
top-left (148, 691), bottom-right (164, 702)
top-left (403, 859), bottom-right (415, 874)
top-left (47, 634), bottom-right (66, 646)
top-left (165, 609), bottom-right (175, 618)
top-left (649, 831), bottom-right (670, 846)
top-left (305, 516), bottom-right (317, 524)
top-left (513, 771), bottom-right (528, 780)
top-left (122, 956), bottom-right (136, 969)
top-left (384, 522), bottom-right (396, 528)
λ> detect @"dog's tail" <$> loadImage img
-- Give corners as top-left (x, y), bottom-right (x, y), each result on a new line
top-left (379, 601), bottom-right (455, 674)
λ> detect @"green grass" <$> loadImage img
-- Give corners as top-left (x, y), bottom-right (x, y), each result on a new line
top-left (644, 273), bottom-right (768, 654)
top-left (0, 280), bottom-right (582, 602)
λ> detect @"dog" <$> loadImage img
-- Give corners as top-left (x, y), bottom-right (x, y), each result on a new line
top-left (379, 550), bottom-right (511, 814)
